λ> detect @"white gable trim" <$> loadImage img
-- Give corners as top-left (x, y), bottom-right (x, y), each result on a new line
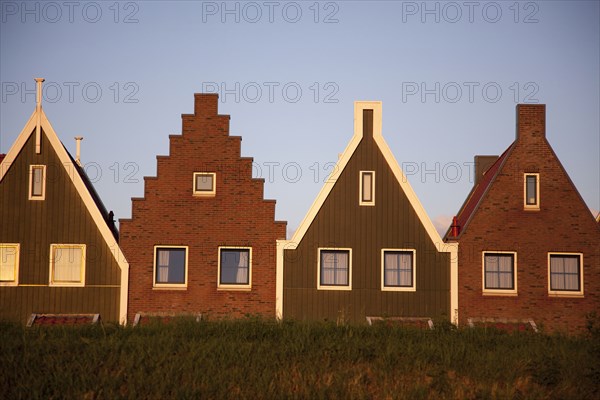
top-left (276, 101), bottom-right (458, 323)
top-left (0, 108), bottom-right (130, 325)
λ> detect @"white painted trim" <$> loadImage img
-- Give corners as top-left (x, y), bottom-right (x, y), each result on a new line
top-left (482, 251), bottom-right (518, 295)
top-left (193, 172), bottom-right (216, 197)
top-left (49, 244), bottom-right (86, 287)
top-left (275, 239), bottom-right (288, 319)
top-left (547, 252), bottom-right (584, 297)
top-left (0, 243), bottom-right (20, 286)
top-left (317, 247), bottom-right (352, 291)
top-left (380, 249), bottom-right (416, 292)
top-left (28, 165), bottom-right (46, 200)
top-left (523, 173), bottom-right (540, 210)
top-left (217, 246), bottom-right (252, 290)
top-left (153, 245), bottom-right (188, 289)
top-left (0, 108), bottom-right (130, 324)
top-left (359, 171), bottom-right (375, 206)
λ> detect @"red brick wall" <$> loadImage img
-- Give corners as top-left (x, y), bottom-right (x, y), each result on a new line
top-left (456, 104), bottom-right (600, 334)
top-left (120, 94), bottom-right (286, 322)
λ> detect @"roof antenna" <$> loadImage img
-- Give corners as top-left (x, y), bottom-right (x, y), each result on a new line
top-left (75, 136), bottom-right (83, 166)
top-left (35, 78), bottom-right (45, 154)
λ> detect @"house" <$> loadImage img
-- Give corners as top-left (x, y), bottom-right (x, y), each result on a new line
top-left (445, 104), bottom-right (600, 333)
top-left (119, 93), bottom-right (286, 323)
top-left (0, 78), bottom-right (129, 325)
top-left (276, 101), bottom-right (458, 324)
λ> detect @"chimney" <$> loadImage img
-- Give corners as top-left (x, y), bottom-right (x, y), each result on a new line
top-left (450, 216), bottom-right (460, 237)
top-left (74, 136), bottom-right (83, 166)
top-left (516, 104), bottom-right (545, 141)
top-left (363, 109), bottom-right (373, 138)
top-left (35, 78), bottom-right (45, 154)
top-left (474, 155), bottom-right (499, 185)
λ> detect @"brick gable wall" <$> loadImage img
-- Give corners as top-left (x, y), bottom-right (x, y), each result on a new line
top-left (120, 94), bottom-right (286, 322)
top-left (456, 105), bottom-right (600, 334)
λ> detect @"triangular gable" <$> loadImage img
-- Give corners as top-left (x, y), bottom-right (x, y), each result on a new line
top-left (277, 101), bottom-right (458, 322)
top-left (0, 105), bottom-right (129, 324)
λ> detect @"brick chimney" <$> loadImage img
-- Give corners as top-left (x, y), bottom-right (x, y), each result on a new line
top-left (474, 155), bottom-right (499, 185)
top-left (516, 104), bottom-right (545, 141)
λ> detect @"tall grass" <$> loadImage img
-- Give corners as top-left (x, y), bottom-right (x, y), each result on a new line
top-left (1, 318), bottom-right (598, 399)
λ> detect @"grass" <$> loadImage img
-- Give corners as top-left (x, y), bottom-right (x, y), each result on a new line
top-left (1, 317), bottom-right (598, 399)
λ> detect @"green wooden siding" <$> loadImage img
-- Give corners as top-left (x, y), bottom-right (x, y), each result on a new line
top-left (0, 130), bottom-right (121, 323)
top-left (283, 133), bottom-right (451, 322)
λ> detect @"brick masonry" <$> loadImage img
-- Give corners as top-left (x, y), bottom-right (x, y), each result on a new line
top-left (453, 104), bottom-right (600, 334)
top-left (119, 94), bottom-right (286, 323)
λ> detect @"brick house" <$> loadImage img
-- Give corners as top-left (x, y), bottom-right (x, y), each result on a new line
top-left (119, 93), bottom-right (286, 323)
top-left (445, 104), bottom-right (600, 333)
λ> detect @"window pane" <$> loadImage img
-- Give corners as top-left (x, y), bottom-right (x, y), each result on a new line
top-left (195, 174), bottom-right (214, 192)
top-left (31, 167), bottom-right (44, 197)
top-left (321, 250), bottom-right (349, 286)
top-left (0, 246), bottom-right (17, 281)
top-left (220, 249), bottom-right (250, 285)
top-left (484, 254), bottom-right (514, 289)
top-left (53, 247), bottom-right (83, 282)
top-left (526, 175), bottom-right (537, 205)
top-left (362, 172), bottom-right (373, 202)
top-left (155, 248), bottom-right (186, 284)
top-left (384, 251), bottom-right (413, 287)
top-left (550, 255), bottom-right (580, 291)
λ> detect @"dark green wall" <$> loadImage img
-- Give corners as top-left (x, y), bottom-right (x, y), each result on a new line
top-left (0, 130), bottom-right (122, 323)
top-left (283, 134), bottom-right (450, 322)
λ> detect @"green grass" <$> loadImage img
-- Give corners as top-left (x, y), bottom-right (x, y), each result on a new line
top-left (1, 318), bottom-right (598, 399)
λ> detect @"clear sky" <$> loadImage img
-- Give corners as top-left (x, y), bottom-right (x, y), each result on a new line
top-left (1, 0), bottom-right (599, 236)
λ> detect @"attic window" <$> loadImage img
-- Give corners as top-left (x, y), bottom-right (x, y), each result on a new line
top-left (29, 165), bottom-right (46, 200)
top-left (524, 173), bottom-right (539, 209)
top-left (359, 171), bottom-right (375, 206)
top-left (193, 172), bottom-right (216, 196)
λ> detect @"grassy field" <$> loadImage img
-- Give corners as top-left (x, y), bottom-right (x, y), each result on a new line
top-left (1, 318), bottom-right (598, 399)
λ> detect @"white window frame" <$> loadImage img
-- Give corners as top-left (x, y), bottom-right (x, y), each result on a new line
top-left (49, 244), bottom-right (86, 287)
top-left (217, 246), bottom-right (252, 290)
top-left (548, 252), bottom-right (584, 297)
top-left (523, 173), bottom-right (540, 210)
top-left (359, 171), bottom-right (375, 206)
top-left (153, 245), bottom-right (188, 289)
top-left (0, 243), bottom-right (20, 286)
top-left (193, 172), bottom-right (216, 197)
top-left (29, 165), bottom-right (46, 200)
top-left (317, 248), bottom-right (352, 291)
top-left (381, 249), bottom-right (416, 292)
top-left (482, 251), bottom-right (518, 295)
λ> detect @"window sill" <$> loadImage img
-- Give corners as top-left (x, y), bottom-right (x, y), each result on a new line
top-left (482, 291), bottom-right (518, 297)
top-left (317, 286), bottom-right (352, 291)
top-left (548, 292), bottom-right (584, 298)
top-left (381, 286), bottom-right (416, 292)
top-left (217, 287), bottom-right (252, 292)
top-left (152, 286), bottom-right (187, 291)
top-left (193, 193), bottom-right (216, 198)
top-left (523, 207), bottom-right (540, 211)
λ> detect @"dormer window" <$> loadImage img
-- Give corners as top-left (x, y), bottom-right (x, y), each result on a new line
top-left (359, 171), bottom-right (375, 206)
top-left (29, 165), bottom-right (46, 200)
top-left (524, 173), bottom-right (539, 210)
top-left (193, 172), bottom-right (216, 197)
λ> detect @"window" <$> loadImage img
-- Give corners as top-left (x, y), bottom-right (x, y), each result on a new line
top-left (381, 249), bottom-right (416, 291)
top-left (0, 244), bottom-right (20, 286)
top-left (548, 253), bottom-right (583, 296)
top-left (359, 171), bottom-right (375, 206)
top-left (29, 165), bottom-right (46, 200)
top-left (482, 252), bottom-right (517, 294)
top-left (49, 244), bottom-right (86, 287)
top-left (524, 173), bottom-right (539, 209)
top-left (218, 247), bottom-right (252, 290)
top-left (318, 248), bottom-right (352, 290)
top-left (153, 246), bottom-right (188, 288)
top-left (193, 172), bottom-right (216, 196)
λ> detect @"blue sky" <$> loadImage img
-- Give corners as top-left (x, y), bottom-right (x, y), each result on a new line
top-left (1, 0), bottom-right (599, 236)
